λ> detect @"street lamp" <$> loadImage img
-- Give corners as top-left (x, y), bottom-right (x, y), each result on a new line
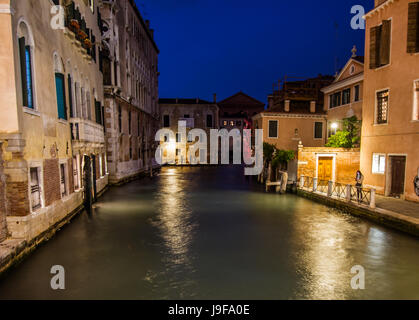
top-left (331, 122), bottom-right (338, 130)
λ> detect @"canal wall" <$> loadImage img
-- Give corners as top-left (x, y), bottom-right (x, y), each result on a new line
top-left (297, 189), bottom-right (419, 238)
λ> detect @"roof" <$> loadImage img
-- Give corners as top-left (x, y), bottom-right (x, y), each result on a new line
top-left (267, 101), bottom-right (327, 115)
top-left (159, 98), bottom-right (214, 105)
top-left (218, 92), bottom-right (265, 107)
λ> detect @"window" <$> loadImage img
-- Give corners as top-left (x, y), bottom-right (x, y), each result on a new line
top-left (372, 154), bottom-right (386, 174)
top-left (118, 106), bottom-right (122, 133)
top-left (354, 85), bottom-right (360, 102)
top-left (128, 111), bottom-right (132, 135)
top-left (206, 114), bottom-right (213, 128)
top-left (18, 24), bottom-right (35, 109)
top-left (268, 120), bottom-right (278, 138)
top-left (73, 156), bottom-right (80, 190)
top-left (29, 167), bottom-right (41, 211)
top-left (330, 92), bottom-right (342, 108)
top-left (184, 114), bottom-right (190, 118)
top-left (163, 115), bottom-right (170, 127)
top-left (369, 19), bottom-right (391, 69)
top-left (376, 90), bottom-right (389, 124)
top-left (138, 114), bottom-right (140, 136)
top-left (55, 73), bottom-right (67, 120)
top-left (68, 74), bottom-right (74, 117)
top-left (342, 88), bottom-right (351, 105)
top-left (414, 80), bottom-right (419, 120)
top-left (230, 121), bottom-right (235, 126)
top-left (176, 133), bottom-right (181, 143)
top-left (314, 122), bottom-right (323, 139)
top-left (86, 91), bottom-right (92, 120)
top-left (407, 2), bottom-right (419, 53)
top-left (223, 120), bottom-right (228, 126)
top-left (60, 164), bottom-right (67, 197)
top-left (95, 99), bottom-right (102, 125)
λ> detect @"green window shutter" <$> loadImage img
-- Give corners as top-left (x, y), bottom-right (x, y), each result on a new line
top-left (19, 37), bottom-right (28, 107)
top-left (55, 73), bottom-right (67, 120)
top-left (369, 26), bottom-right (381, 69)
top-left (407, 2), bottom-right (419, 53)
top-left (380, 20), bottom-right (391, 66)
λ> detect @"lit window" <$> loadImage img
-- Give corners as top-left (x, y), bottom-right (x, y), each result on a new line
top-left (376, 90), bottom-right (389, 124)
top-left (372, 154), bottom-right (386, 174)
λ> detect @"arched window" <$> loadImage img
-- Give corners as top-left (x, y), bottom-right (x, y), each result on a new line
top-left (17, 20), bottom-right (35, 109)
top-left (53, 53), bottom-right (67, 120)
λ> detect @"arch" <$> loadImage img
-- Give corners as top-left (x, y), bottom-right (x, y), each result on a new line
top-left (53, 52), bottom-right (64, 74)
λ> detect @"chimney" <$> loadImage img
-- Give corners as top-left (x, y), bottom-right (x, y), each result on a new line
top-left (310, 101), bottom-right (316, 113)
top-left (213, 93), bottom-right (217, 103)
top-left (284, 100), bottom-right (290, 112)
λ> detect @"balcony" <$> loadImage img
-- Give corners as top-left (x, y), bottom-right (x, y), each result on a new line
top-left (70, 118), bottom-right (105, 145)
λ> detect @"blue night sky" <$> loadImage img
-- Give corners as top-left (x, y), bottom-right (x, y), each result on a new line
top-left (135, 0), bottom-right (373, 104)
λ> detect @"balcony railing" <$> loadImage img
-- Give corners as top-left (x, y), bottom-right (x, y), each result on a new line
top-left (70, 118), bottom-right (105, 145)
top-left (298, 176), bottom-right (376, 209)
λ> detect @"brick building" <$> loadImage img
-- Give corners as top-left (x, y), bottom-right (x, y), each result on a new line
top-left (159, 98), bottom-right (219, 164)
top-left (100, 0), bottom-right (160, 184)
top-left (360, 0), bottom-right (419, 201)
top-left (0, 0), bottom-right (107, 241)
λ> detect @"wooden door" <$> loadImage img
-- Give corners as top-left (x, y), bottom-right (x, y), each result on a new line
top-left (318, 157), bottom-right (333, 181)
top-left (390, 156), bottom-right (406, 196)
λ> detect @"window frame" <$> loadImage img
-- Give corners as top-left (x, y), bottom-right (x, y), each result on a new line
top-left (372, 153), bottom-right (386, 175)
top-left (314, 121), bottom-right (324, 140)
top-left (375, 88), bottom-right (390, 125)
top-left (268, 120), bottom-right (279, 138)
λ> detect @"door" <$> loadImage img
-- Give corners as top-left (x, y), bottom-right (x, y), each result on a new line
top-left (318, 157), bottom-right (333, 181)
top-left (390, 156), bottom-right (406, 197)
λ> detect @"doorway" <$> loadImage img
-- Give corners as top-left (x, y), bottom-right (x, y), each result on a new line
top-left (318, 157), bottom-right (334, 181)
top-left (389, 156), bottom-right (406, 198)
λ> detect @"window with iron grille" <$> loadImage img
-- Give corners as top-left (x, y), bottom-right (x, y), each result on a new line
top-left (30, 167), bottom-right (41, 211)
top-left (376, 90), bottom-right (389, 124)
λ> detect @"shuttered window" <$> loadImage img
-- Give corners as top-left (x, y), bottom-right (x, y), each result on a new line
top-left (369, 20), bottom-right (391, 69)
top-left (407, 2), bottom-right (419, 53)
top-left (68, 74), bottom-right (73, 118)
top-left (163, 115), bottom-right (170, 127)
top-left (314, 122), bottom-right (323, 139)
top-left (19, 37), bottom-right (34, 109)
top-left (268, 120), bottom-right (278, 138)
top-left (55, 73), bottom-right (67, 120)
top-left (376, 90), bottom-right (389, 124)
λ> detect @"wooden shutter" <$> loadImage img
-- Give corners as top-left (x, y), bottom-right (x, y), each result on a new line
top-left (380, 20), bottom-right (391, 65)
top-left (407, 2), bottom-right (419, 53)
top-left (68, 74), bottom-right (73, 117)
top-left (369, 26), bottom-right (381, 69)
top-left (19, 37), bottom-right (28, 107)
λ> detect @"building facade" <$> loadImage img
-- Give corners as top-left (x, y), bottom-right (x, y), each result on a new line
top-left (100, 0), bottom-right (159, 184)
top-left (253, 75), bottom-right (333, 181)
top-left (0, 0), bottom-right (107, 241)
top-left (159, 98), bottom-right (219, 165)
top-left (321, 47), bottom-right (364, 140)
top-left (218, 92), bottom-right (265, 132)
top-left (361, 0), bottom-right (419, 201)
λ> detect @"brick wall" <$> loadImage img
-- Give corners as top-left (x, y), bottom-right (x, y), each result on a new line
top-left (0, 146), bottom-right (7, 241)
top-left (297, 147), bottom-right (360, 185)
top-left (43, 159), bottom-right (61, 207)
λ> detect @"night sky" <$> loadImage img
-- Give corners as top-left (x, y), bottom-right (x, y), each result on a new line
top-left (135, 0), bottom-right (373, 104)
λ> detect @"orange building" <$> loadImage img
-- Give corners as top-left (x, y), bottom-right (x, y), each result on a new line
top-left (361, 0), bottom-right (419, 201)
top-left (321, 47), bottom-right (364, 140)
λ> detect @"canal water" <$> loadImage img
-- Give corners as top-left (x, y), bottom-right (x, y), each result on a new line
top-left (0, 166), bottom-right (418, 299)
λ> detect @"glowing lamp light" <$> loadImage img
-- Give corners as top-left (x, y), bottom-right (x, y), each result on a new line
top-left (331, 122), bottom-right (338, 130)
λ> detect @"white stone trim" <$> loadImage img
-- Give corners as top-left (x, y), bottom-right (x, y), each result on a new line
top-left (0, 4), bottom-right (15, 15)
